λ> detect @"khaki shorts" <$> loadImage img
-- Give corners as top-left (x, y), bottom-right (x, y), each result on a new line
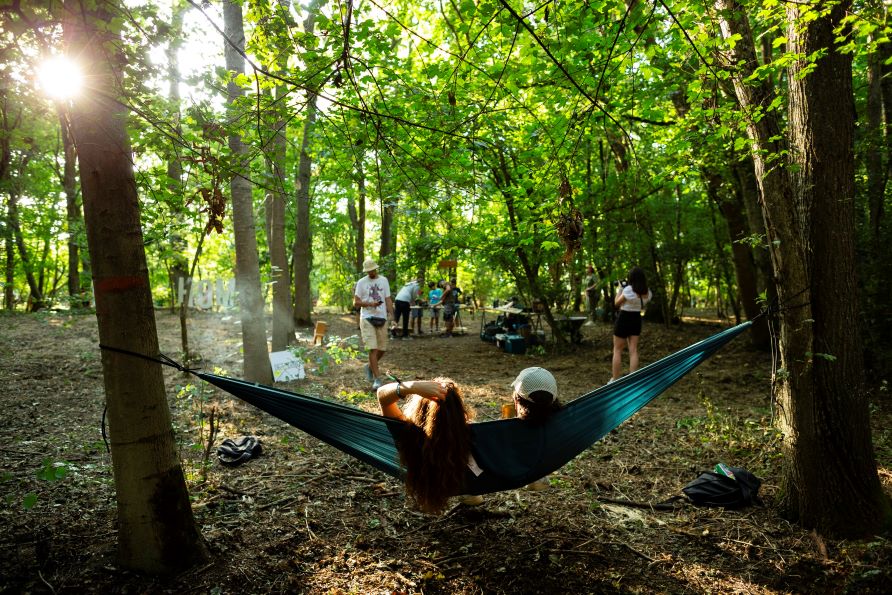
top-left (360, 318), bottom-right (389, 351)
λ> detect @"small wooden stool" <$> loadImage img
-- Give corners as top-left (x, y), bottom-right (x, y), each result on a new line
top-left (313, 320), bottom-right (328, 345)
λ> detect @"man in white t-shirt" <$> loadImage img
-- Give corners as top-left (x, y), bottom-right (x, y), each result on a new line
top-left (394, 278), bottom-right (421, 339)
top-left (354, 259), bottom-right (395, 389)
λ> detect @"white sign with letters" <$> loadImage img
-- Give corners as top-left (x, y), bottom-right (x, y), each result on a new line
top-left (177, 277), bottom-right (236, 309)
top-left (269, 350), bottom-right (305, 382)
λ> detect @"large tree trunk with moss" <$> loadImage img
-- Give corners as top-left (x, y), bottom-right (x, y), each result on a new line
top-left (780, 0), bottom-right (890, 536)
top-left (717, 0), bottom-right (890, 536)
top-left (62, 0), bottom-right (206, 573)
top-left (223, 0), bottom-right (271, 383)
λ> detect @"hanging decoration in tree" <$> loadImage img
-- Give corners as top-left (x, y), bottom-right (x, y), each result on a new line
top-left (554, 174), bottom-right (583, 262)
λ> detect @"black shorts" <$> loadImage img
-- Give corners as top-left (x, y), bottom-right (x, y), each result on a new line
top-left (613, 310), bottom-right (642, 338)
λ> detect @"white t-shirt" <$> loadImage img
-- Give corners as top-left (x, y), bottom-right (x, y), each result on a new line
top-left (355, 275), bottom-right (391, 318)
top-left (395, 281), bottom-right (420, 303)
top-left (618, 285), bottom-right (652, 312)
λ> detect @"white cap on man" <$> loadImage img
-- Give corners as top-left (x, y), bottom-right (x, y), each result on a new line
top-left (362, 258), bottom-right (379, 273)
top-left (511, 367), bottom-right (558, 402)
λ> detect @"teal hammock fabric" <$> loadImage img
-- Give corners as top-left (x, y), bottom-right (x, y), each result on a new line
top-left (188, 321), bottom-right (751, 495)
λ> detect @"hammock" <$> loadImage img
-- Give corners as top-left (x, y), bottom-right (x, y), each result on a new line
top-left (161, 320), bottom-right (751, 495)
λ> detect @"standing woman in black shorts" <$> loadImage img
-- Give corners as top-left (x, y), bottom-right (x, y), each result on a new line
top-left (610, 267), bottom-right (652, 383)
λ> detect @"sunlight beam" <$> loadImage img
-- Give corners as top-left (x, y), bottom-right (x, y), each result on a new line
top-left (36, 56), bottom-right (84, 101)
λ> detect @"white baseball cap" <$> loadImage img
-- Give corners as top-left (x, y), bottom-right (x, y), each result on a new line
top-left (511, 367), bottom-right (558, 401)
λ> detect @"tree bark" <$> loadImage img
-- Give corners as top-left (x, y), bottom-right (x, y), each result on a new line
top-left (782, 0), bottom-right (890, 535)
top-left (223, 0), bottom-right (272, 383)
top-left (866, 33), bottom-right (886, 247)
top-left (704, 170), bottom-right (762, 333)
top-left (9, 188), bottom-right (44, 311)
top-left (57, 104), bottom-right (85, 307)
top-left (291, 2), bottom-right (323, 329)
top-left (268, 87), bottom-right (294, 349)
top-left (717, 0), bottom-right (890, 536)
top-left (347, 147), bottom-right (367, 274)
top-left (62, 0), bottom-right (206, 572)
top-left (730, 157), bottom-right (772, 347)
top-left (293, 91), bottom-right (316, 328)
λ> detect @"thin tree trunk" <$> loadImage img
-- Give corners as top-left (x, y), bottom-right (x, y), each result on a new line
top-left (730, 158), bottom-right (772, 348)
top-left (8, 189), bottom-right (44, 311)
top-left (3, 196), bottom-right (12, 309)
top-left (293, 91), bottom-right (316, 328)
top-left (165, 0), bottom-right (191, 357)
top-left (223, 0), bottom-right (271, 383)
top-left (866, 33), bottom-right (886, 246)
top-left (292, 2), bottom-right (323, 328)
top-left (62, 0), bottom-right (206, 572)
top-left (57, 104), bottom-right (84, 307)
top-left (269, 84), bottom-right (293, 349)
top-left (704, 170), bottom-right (759, 330)
top-left (347, 148), bottom-right (367, 274)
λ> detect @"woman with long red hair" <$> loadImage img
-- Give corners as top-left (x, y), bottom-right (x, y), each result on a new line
top-left (377, 378), bottom-right (474, 513)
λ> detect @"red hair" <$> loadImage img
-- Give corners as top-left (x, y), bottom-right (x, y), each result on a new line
top-left (397, 379), bottom-right (473, 514)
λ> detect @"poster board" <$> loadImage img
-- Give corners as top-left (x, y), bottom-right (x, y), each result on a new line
top-left (269, 350), bottom-right (305, 382)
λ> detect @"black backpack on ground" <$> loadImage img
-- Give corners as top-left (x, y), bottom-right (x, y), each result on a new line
top-left (682, 466), bottom-right (762, 509)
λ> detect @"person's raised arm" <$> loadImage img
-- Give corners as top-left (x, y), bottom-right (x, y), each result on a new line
top-left (614, 288), bottom-right (626, 308)
top-left (377, 380), bottom-right (448, 421)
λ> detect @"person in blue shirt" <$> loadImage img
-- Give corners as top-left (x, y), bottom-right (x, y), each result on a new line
top-left (427, 281), bottom-right (443, 333)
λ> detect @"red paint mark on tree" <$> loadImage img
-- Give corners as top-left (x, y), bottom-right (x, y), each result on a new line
top-left (95, 276), bottom-right (146, 294)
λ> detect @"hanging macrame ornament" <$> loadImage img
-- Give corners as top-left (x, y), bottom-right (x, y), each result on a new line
top-left (555, 176), bottom-right (583, 261)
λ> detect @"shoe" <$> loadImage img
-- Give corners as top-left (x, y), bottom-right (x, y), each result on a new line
top-left (525, 478), bottom-right (550, 491)
top-left (371, 377), bottom-right (383, 390)
top-left (364, 364), bottom-right (374, 382)
top-left (607, 377), bottom-right (616, 384)
top-left (459, 494), bottom-right (484, 506)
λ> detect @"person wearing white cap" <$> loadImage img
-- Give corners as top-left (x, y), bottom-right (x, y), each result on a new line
top-left (461, 366), bottom-right (562, 506)
top-left (354, 258), bottom-right (395, 389)
top-left (510, 366), bottom-right (562, 425)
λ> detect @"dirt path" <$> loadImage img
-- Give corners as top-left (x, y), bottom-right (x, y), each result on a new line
top-left (1, 308), bottom-right (890, 594)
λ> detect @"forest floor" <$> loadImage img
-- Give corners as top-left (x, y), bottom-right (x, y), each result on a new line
top-left (2, 307), bottom-right (891, 594)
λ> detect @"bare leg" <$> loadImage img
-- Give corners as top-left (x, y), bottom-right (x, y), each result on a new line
top-left (611, 335), bottom-right (626, 380)
top-left (628, 335), bottom-right (640, 372)
top-left (369, 349), bottom-right (385, 378)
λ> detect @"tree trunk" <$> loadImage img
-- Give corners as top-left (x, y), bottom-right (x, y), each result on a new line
top-left (730, 157), bottom-right (772, 348)
top-left (347, 148), bottom-right (367, 274)
top-left (58, 104), bottom-right (85, 307)
top-left (379, 191), bottom-right (396, 281)
top-left (293, 91), bottom-right (317, 328)
top-left (866, 34), bottom-right (886, 246)
top-left (164, 0), bottom-right (192, 357)
top-left (704, 170), bottom-right (761, 331)
top-left (8, 189), bottom-right (44, 311)
top-left (782, 0), bottom-right (890, 536)
top-left (62, 0), bottom-right (206, 572)
top-left (3, 196), bottom-right (12, 309)
top-left (223, 0), bottom-right (272, 383)
top-left (268, 85), bottom-right (294, 349)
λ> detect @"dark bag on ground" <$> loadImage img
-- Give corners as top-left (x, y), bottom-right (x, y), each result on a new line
top-left (366, 316), bottom-right (387, 327)
top-left (217, 436), bottom-right (263, 466)
top-left (682, 465), bottom-right (762, 509)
